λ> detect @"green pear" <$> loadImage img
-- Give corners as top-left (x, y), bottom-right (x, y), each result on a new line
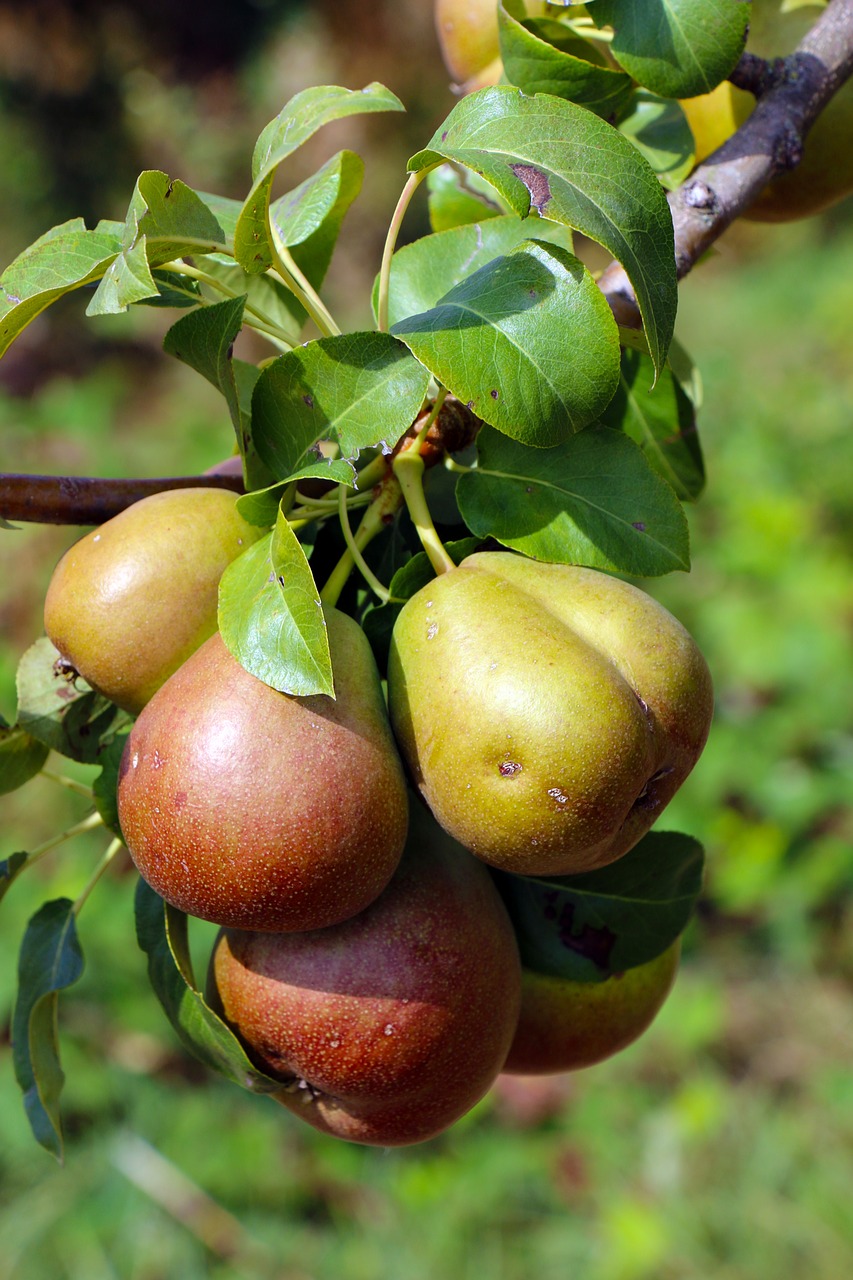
top-left (503, 942), bottom-right (680, 1075)
top-left (206, 807), bottom-right (522, 1146)
top-left (44, 487), bottom-right (264, 715)
top-left (117, 609), bottom-right (409, 932)
top-left (387, 552), bottom-right (713, 876)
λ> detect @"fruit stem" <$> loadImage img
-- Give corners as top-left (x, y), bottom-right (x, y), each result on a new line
top-left (393, 446), bottom-right (455, 577)
top-left (377, 168), bottom-right (430, 333)
top-left (268, 222), bottom-right (341, 339)
top-left (39, 769), bottom-right (95, 800)
top-left (336, 484), bottom-right (393, 604)
top-left (73, 837), bottom-right (124, 916)
top-left (320, 472), bottom-right (404, 606)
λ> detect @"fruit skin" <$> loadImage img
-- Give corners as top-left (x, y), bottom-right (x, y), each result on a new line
top-left (206, 809), bottom-right (522, 1147)
top-left (503, 942), bottom-right (680, 1075)
top-left (44, 487), bottom-right (264, 715)
top-left (681, 0), bottom-right (853, 222)
top-left (435, 0), bottom-right (503, 91)
top-left (117, 609), bottom-right (409, 932)
top-left (387, 552), bottom-right (713, 878)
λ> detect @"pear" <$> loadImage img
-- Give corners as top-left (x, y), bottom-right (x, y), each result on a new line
top-left (44, 487), bottom-right (264, 715)
top-left (117, 609), bottom-right (409, 932)
top-left (207, 807), bottom-right (522, 1146)
top-left (503, 943), bottom-right (680, 1075)
top-left (387, 552), bottom-right (713, 876)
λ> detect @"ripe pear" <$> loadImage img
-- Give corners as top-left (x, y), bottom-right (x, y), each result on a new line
top-left (43, 487), bottom-right (264, 716)
top-left (117, 609), bottom-right (409, 932)
top-left (387, 553), bottom-right (713, 877)
top-left (434, 0), bottom-right (504, 92)
top-left (503, 942), bottom-right (680, 1075)
top-left (206, 807), bottom-right (522, 1146)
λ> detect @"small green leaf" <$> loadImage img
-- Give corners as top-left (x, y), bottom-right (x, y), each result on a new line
top-left (270, 150), bottom-right (364, 265)
top-left (427, 165), bottom-right (507, 233)
top-left (12, 899), bottom-right (85, 1159)
top-left (138, 269), bottom-right (202, 309)
top-left (495, 830), bottom-right (705, 982)
top-left (0, 718), bottom-right (49, 795)
top-left (409, 85), bottom-right (677, 375)
top-left (218, 515), bottom-right (334, 697)
top-left (252, 331), bottom-right (431, 477)
top-left (236, 457), bottom-right (357, 530)
top-left (392, 240), bottom-right (620, 446)
top-left (378, 214), bottom-right (575, 329)
top-left (618, 91), bottom-right (695, 190)
top-left (87, 171), bottom-right (226, 315)
top-left (1, 852), bottom-right (28, 904)
top-left (235, 83), bottom-right (404, 275)
top-left (600, 348), bottom-right (705, 501)
top-left (0, 219), bottom-right (123, 356)
top-left (134, 879), bottom-right (282, 1093)
top-left (499, 2), bottom-right (634, 119)
top-left (16, 639), bottom-right (130, 765)
top-left (163, 294), bottom-right (246, 414)
top-left (457, 424), bottom-right (690, 575)
top-left (594, 0), bottom-right (750, 99)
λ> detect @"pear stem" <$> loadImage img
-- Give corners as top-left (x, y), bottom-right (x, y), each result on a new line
top-left (319, 473), bottom-right (403, 607)
top-left (268, 221), bottom-right (341, 339)
top-left (377, 169), bottom-right (429, 333)
top-left (393, 447), bottom-right (455, 577)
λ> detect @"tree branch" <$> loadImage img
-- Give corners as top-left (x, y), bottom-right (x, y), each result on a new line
top-left (0, 472), bottom-right (244, 526)
top-left (599, 0), bottom-right (853, 329)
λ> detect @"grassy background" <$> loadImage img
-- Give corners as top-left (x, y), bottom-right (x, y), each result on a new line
top-left (2, 4), bottom-right (853, 1275)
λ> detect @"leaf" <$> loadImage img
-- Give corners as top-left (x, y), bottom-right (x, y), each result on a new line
top-left (600, 348), bottom-right (705, 500)
top-left (498, 2), bottom-right (634, 119)
top-left (271, 150), bottom-right (364, 291)
top-left (92, 730), bottom-right (132, 838)
top-left (408, 85), bottom-right (677, 375)
top-left (252, 331), bottom-right (431, 477)
top-left (163, 294), bottom-right (246, 420)
top-left (495, 830), bottom-right (705, 982)
top-left (87, 171), bottom-right (227, 315)
top-left (392, 240), bottom-right (620, 446)
top-left (0, 717), bottom-right (49, 795)
top-left (234, 83), bottom-right (404, 274)
top-left (198, 254), bottom-right (308, 348)
top-left (426, 164), bottom-right (507, 233)
top-left (16, 638), bottom-right (130, 765)
top-left (0, 218), bottom-right (123, 357)
top-left (378, 214), bottom-right (575, 329)
top-left (618, 90), bottom-right (696, 190)
top-left (134, 879), bottom-right (282, 1093)
top-left (138, 268), bottom-right (202, 309)
top-left (1, 852), bottom-right (28, 905)
top-left (12, 899), bottom-right (85, 1159)
top-left (235, 457), bottom-right (358, 530)
top-left (457, 423), bottom-right (690, 575)
top-left (218, 514), bottom-right (334, 697)
top-left (593, 0), bottom-right (750, 99)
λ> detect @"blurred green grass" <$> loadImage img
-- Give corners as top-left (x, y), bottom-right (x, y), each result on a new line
top-left (1, 215), bottom-right (852, 1279)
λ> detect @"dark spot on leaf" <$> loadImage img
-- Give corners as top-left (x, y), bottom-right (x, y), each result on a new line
top-left (509, 163), bottom-right (552, 214)
top-left (55, 686), bottom-right (76, 702)
top-left (165, 181), bottom-right (174, 198)
top-left (632, 521), bottom-right (646, 531)
top-left (467, 400), bottom-right (475, 410)
top-left (227, 342), bottom-right (235, 361)
top-left (557, 902), bottom-right (617, 970)
top-left (499, 761), bottom-right (522, 777)
top-left (278, 576), bottom-right (285, 587)
top-left (529, 289), bottom-right (537, 298)
top-left (490, 389), bottom-right (499, 400)
top-left (441, 131), bottom-right (448, 142)
top-left (303, 394), bottom-right (314, 408)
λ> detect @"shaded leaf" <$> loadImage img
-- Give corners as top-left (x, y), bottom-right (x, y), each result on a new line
top-left (600, 348), bottom-right (705, 500)
top-left (409, 85), bottom-right (676, 374)
top-left (0, 717), bottom-right (49, 795)
top-left (594, 0), bottom-right (750, 99)
top-left (392, 241), bottom-right (620, 446)
top-left (618, 90), bottom-right (695, 190)
top-left (235, 83), bottom-right (403, 274)
top-left (12, 899), bottom-right (85, 1159)
top-left (16, 639), bottom-right (130, 765)
top-left (218, 514), bottom-right (334, 697)
top-left (0, 219), bottom-right (123, 357)
top-left (457, 423), bottom-right (690, 574)
top-left (426, 164), bottom-right (507, 233)
top-left (252, 331), bottom-right (431, 477)
top-left (495, 830), bottom-right (705, 982)
top-left (0, 852), bottom-right (28, 905)
top-left (135, 879), bottom-right (282, 1093)
top-left (93, 730), bottom-right (132, 839)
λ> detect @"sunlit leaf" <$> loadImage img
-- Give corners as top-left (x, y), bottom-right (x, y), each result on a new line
top-left (16, 639), bottom-right (130, 765)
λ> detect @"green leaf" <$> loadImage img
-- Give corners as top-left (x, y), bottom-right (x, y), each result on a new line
top-left (12, 899), bottom-right (85, 1159)
top-left (92, 730), bottom-right (131, 839)
top-left (457, 423), bottom-right (690, 575)
top-left (138, 268), bottom-right (202, 309)
top-left (87, 171), bottom-right (226, 315)
top-left (600, 348), bottom-right (705, 501)
top-left (495, 830), bottom-right (705, 982)
top-left (1, 852), bottom-right (28, 905)
top-left (392, 241), bottom-right (620, 446)
top-left (426, 164), bottom-right (507, 233)
top-left (235, 458), bottom-right (357, 530)
top-left (134, 879), bottom-right (282, 1093)
top-left (409, 85), bottom-right (677, 375)
top-left (271, 150), bottom-right (364, 272)
top-left (0, 717), bottom-right (49, 795)
top-left (594, 0), bottom-right (750, 99)
top-left (252, 331), bottom-right (431, 477)
top-left (235, 83), bottom-right (404, 274)
top-left (16, 639), bottom-right (130, 765)
top-left (379, 214), bottom-right (575, 329)
top-left (218, 514), bottom-right (334, 697)
top-left (617, 91), bottom-right (696, 190)
top-left (0, 219), bottom-right (123, 357)
top-left (498, 2), bottom-right (634, 119)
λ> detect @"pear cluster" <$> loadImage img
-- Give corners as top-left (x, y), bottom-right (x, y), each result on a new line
top-left (44, 490), bottom-right (713, 1145)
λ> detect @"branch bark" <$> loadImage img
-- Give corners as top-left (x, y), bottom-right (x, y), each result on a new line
top-left (0, 472), bottom-right (244, 527)
top-left (600, 0), bottom-right (853, 329)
